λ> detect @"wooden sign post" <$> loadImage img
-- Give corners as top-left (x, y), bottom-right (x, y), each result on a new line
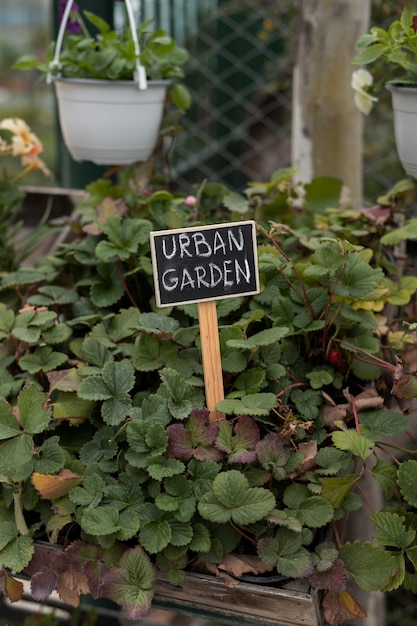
top-left (150, 221), bottom-right (259, 422)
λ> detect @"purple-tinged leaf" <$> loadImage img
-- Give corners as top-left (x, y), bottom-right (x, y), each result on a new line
top-left (64, 540), bottom-right (125, 598)
top-left (167, 411), bottom-right (223, 462)
top-left (25, 544), bottom-right (67, 600)
top-left (310, 558), bottom-right (347, 592)
top-left (101, 547), bottom-right (155, 619)
top-left (216, 416), bottom-right (260, 463)
top-left (256, 432), bottom-right (290, 479)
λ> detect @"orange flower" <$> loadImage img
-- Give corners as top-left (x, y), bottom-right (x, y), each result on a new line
top-left (0, 117), bottom-right (51, 180)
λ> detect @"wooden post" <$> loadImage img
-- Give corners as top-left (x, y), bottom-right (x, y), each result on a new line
top-left (198, 300), bottom-right (224, 422)
top-left (292, 0), bottom-right (371, 207)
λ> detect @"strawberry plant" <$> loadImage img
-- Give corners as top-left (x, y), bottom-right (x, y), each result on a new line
top-left (1, 168), bottom-right (417, 624)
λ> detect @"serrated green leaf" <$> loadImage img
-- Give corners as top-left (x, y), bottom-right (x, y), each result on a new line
top-left (371, 511), bottom-right (416, 549)
top-left (18, 347), bottom-right (68, 374)
top-left (306, 368), bottom-right (334, 389)
top-left (284, 485), bottom-right (334, 528)
top-left (227, 327), bottom-right (289, 350)
top-left (198, 470), bottom-right (276, 525)
top-left (70, 474), bottom-right (106, 508)
top-left (291, 388), bottom-right (322, 420)
top-left (332, 430), bottom-right (373, 460)
top-left (18, 386), bottom-right (52, 434)
top-left (147, 458), bottom-right (185, 480)
top-left (101, 547), bottom-right (154, 620)
top-left (360, 409), bottom-right (409, 440)
top-left (320, 475), bottom-right (359, 509)
top-left (90, 263), bottom-right (125, 307)
top-left (0, 536), bottom-right (34, 574)
top-left (34, 436), bottom-right (65, 474)
top-left (116, 509), bottom-right (141, 541)
top-left (0, 435), bottom-right (34, 478)
top-left (189, 522), bottom-right (211, 553)
top-left (397, 460), bottom-right (417, 507)
top-left (0, 521), bottom-right (18, 550)
top-left (380, 218), bottom-right (417, 246)
top-left (81, 506), bottom-right (120, 535)
top-left (0, 398), bottom-right (20, 439)
top-left (371, 460), bottom-right (398, 499)
top-left (140, 519), bottom-right (172, 554)
top-left (216, 393), bottom-right (276, 417)
top-left (339, 541), bottom-right (398, 591)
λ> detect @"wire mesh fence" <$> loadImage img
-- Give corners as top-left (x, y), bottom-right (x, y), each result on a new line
top-left (127, 0), bottom-right (405, 200)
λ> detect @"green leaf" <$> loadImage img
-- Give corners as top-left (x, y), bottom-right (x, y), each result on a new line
top-left (78, 360), bottom-right (135, 426)
top-left (147, 458), bottom-right (185, 480)
top-left (371, 460), bottom-right (398, 499)
top-left (222, 191), bottom-right (249, 215)
top-left (320, 475), bottom-right (359, 509)
top-left (380, 218), bottom-right (417, 246)
top-left (257, 528), bottom-right (313, 577)
top-left (397, 460), bottom-right (417, 507)
top-left (116, 509), bottom-right (141, 541)
top-left (305, 177), bottom-right (343, 214)
top-left (306, 368), bottom-right (334, 389)
top-left (101, 547), bottom-right (155, 620)
top-left (284, 484), bottom-right (334, 528)
top-left (335, 255), bottom-right (384, 300)
top-left (81, 506), bottom-right (120, 536)
top-left (352, 43), bottom-right (389, 65)
top-left (18, 346), bottom-right (68, 374)
top-left (0, 536), bottom-right (34, 574)
top-left (339, 541), bottom-right (398, 591)
top-left (140, 519), bottom-right (172, 554)
top-left (216, 393), bottom-right (276, 417)
top-left (171, 83), bottom-right (191, 110)
top-left (34, 436), bottom-right (65, 474)
top-left (90, 263), bottom-right (125, 307)
top-left (0, 521), bottom-right (18, 550)
top-left (291, 388), bottom-right (322, 420)
top-left (134, 334), bottom-right (179, 372)
top-left (371, 511), bottom-right (416, 549)
top-left (198, 470), bottom-right (276, 525)
top-left (227, 327), bottom-right (289, 350)
top-left (18, 386), bottom-right (52, 434)
top-left (230, 368), bottom-right (266, 396)
top-left (359, 409), bottom-right (409, 440)
top-left (332, 430), bottom-right (373, 460)
top-left (189, 522), bottom-right (211, 553)
top-left (0, 399), bottom-right (20, 439)
top-left (0, 435), bottom-right (34, 478)
top-left (70, 474), bottom-right (106, 508)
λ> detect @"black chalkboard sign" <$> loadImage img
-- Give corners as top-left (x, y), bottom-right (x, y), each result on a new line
top-left (150, 221), bottom-right (260, 307)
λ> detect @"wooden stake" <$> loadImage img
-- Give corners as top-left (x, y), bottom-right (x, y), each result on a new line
top-left (198, 300), bottom-right (224, 422)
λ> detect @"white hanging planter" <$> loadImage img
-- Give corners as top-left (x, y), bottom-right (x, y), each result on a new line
top-left (49, 0), bottom-right (168, 166)
top-left (54, 78), bottom-right (169, 165)
top-left (387, 83), bottom-right (417, 179)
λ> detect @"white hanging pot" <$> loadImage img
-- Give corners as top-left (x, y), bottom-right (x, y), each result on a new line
top-left (48, 0), bottom-right (167, 166)
top-left (54, 78), bottom-right (169, 165)
top-left (387, 83), bottom-right (417, 179)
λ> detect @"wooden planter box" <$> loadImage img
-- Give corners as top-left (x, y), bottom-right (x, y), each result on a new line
top-left (18, 185), bottom-right (85, 263)
top-left (152, 572), bottom-right (323, 626)
top-left (4, 570), bottom-right (322, 626)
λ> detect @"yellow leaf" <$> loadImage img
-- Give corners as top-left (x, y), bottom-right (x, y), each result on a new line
top-left (31, 469), bottom-right (82, 500)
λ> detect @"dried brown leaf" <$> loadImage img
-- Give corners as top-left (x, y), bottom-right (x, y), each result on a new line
top-left (322, 590), bottom-right (366, 625)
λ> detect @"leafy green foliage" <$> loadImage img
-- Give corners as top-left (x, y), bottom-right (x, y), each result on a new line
top-left (14, 10), bottom-right (191, 112)
top-left (0, 168), bottom-right (417, 619)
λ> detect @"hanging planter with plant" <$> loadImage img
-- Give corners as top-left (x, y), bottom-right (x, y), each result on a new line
top-left (352, 7), bottom-right (417, 179)
top-left (14, 0), bottom-right (191, 166)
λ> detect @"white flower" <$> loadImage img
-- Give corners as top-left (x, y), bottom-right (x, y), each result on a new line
top-left (351, 69), bottom-right (378, 115)
top-left (0, 117), bottom-right (43, 157)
